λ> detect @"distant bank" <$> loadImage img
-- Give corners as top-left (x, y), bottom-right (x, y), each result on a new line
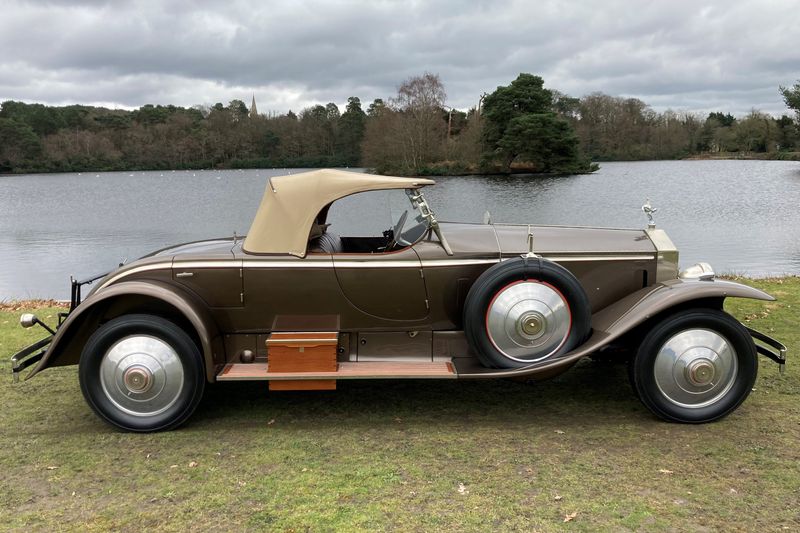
top-left (683, 151), bottom-right (800, 161)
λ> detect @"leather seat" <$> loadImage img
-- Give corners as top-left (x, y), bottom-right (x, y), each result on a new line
top-left (309, 231), bottom-right (343, 253)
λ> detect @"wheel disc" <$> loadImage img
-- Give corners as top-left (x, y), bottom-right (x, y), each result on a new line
top-left (653, 328), bottom-right (738, 409)
top-left (485, 280), bottom-right (571, 363)
top-left (99, 334), bottom-right (185, 417)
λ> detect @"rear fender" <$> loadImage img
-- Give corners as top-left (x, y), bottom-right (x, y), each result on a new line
top-left (27, 280), bottom-right (223, 382)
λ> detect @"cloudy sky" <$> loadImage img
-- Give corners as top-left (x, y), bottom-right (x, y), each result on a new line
top-left (1, 0), bottom-right (798, 116)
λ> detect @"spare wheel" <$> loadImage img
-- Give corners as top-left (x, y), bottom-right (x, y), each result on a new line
top-left (464, 257), bottom-right (591, 368)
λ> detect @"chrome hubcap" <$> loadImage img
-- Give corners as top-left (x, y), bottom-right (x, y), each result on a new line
top-left (99, 335), bottom-right (184, 417)
top-left (123, 365), bottom-right (153, 393)
top-left (654, 329), bottom-right (737, 408)
top-left (486, 281), bottom-right (571, 362)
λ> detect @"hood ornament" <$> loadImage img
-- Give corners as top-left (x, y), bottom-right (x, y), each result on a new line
top-left (642, 199), bottom-right (658, 229)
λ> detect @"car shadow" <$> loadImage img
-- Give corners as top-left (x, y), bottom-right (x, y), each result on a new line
top-left (189, 359), bottom-right (652, 431)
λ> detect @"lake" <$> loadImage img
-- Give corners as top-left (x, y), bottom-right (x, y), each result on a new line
top-left (1, 160), bottom-right (799, 300)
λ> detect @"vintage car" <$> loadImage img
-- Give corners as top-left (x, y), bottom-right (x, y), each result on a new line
top-left (12, 169), bottom-right (786, 432)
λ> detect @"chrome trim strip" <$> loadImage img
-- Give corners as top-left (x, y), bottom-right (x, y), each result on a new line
top-left (98, 263), bottom-right (171, 289)
top-left (488, 222), bottom-right (649, 232)
top-left (541, 255), bottom-right (655, 262)
top-left (245, 259), bottom-right (500, 268)
top-left (173, 260), bottom-right (240, 268)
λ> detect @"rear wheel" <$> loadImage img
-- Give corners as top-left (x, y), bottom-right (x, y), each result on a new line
top-left (79, 314), bottom-right (205, 432)
top-left (631, 309), bottom-right (757, 423)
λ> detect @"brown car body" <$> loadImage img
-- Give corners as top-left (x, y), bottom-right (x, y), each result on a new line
top-left (12, 169), bottom-right (787, 431)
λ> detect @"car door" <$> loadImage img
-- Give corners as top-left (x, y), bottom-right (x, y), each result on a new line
top-left (332, 247), bottom-right (429, 321)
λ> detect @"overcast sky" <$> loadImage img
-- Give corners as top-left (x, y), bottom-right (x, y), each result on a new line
top-left (1, 0), bottom-right (798, 117)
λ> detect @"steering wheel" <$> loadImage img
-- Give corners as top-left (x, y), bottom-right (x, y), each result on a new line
top-left (384, 210), bottom-right (408, 252)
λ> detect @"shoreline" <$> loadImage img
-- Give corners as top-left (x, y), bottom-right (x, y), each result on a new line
top-left (3, 154), bottom-right (798, 177)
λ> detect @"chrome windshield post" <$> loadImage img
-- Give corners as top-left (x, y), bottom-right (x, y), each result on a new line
top-left (407, 189), bottom-right (453, 256)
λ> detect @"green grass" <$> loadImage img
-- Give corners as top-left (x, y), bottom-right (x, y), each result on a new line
top-left (1, 278), bottom-right (798, 531)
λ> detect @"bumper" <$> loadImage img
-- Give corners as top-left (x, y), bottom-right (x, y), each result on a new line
top-left (11, 336), bottom-right (52, 382)
top-left (748, 327), bottom-right (787, 373)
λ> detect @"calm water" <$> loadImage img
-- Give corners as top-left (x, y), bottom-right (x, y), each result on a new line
top-left (1, 160), bottom-right (799, 300)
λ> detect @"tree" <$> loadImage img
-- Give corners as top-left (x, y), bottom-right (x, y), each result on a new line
top-left (780, 81), bottom-right (800, 120)
top-left (337, 97), bottom-right (366, 165)
top-left (367, 98), bottom-right (386, 117)
top-left (392, 72), bottom-right (447, 171)
top-left (0, 117), bottom-right (42, 170)
top-left (362, 74), bottom-right (449, 174)
top-left (497, 113), bottom-right (583, 172)
top-left (481, 73), bottom-right (591, 173)
top-left (775, 115), bottom-right (797, 151)
top-left (734, 110), bottom-right (775, 153)
top-left (708, 112), bottom-right (736, 127)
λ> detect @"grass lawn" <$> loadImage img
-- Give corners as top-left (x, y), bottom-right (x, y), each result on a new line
top-left (1, 278), bottom-right (797, 531)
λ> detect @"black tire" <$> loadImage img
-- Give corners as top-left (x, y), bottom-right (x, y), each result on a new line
top-left (631, 309), bottom-right (757, 423)
top-left (463, 257), bottom-right (591, 368)
top-left (79, 314), bottom-right (205, 432)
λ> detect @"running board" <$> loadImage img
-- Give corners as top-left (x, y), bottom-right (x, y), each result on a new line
top-left (217, 361), bottom-right (456, 382)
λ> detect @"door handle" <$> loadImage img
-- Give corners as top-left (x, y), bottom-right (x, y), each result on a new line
top-left (176, 272), bottom-right (194, 278)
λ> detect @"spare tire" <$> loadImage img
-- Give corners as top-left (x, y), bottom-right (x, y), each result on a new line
top-left (463, 257), bottom-right (591, 368)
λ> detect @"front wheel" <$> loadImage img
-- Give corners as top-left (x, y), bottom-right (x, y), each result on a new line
top-left (79, 314), bottom-right (205, 432)
top-left (630, 309), bottom-right (757, 423)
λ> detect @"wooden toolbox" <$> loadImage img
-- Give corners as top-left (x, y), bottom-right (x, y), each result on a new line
top-left (266, 332), bottom-right (338, 390)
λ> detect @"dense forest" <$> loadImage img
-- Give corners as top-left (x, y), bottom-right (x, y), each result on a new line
top-left (1, 74), bottom-right (798, 175)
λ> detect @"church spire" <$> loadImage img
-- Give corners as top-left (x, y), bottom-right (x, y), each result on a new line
top-left (249, 94), bottom-right (258, 118)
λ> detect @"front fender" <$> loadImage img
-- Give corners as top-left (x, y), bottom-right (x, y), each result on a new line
top-left (27, 280), bottom-right (222, 382)
top-left (591, 278), bottom-right (774, 336)
top-left (459, 278), bottom-right (773, 379)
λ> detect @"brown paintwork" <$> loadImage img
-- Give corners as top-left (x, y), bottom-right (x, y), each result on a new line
top-left (21, 171), bottom-right (778, 386)
top-left (27, 279), bottom-right (223, 382)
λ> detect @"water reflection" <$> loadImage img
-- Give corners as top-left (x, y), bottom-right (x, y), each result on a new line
top-left (1, 160), bottom-right (798, 299)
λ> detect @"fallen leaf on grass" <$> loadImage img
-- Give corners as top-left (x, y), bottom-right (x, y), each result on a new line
top-left (46, 466), bottom-right (58, 470)
top-left (457, 482), bottom-right (469, 495)
top-left (554, 494), bottom-right (563, 501)
top-left (563, 511), bottom-right (577, 522)
top-left (658, 469), bottom-right (673, 474)
top-left (170, 465), bottom-right (178, 469)
top-left (188, 461), bottom-right (198, 468)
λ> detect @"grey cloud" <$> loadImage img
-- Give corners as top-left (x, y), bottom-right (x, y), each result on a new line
top-left (1, 0), bottom-right (798, 116)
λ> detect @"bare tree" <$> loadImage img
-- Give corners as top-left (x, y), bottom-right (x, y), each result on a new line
top-left (392, 72), bottom-right (447, 171)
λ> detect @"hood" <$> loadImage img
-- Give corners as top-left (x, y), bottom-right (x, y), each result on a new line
top-left (493, 224), bottom-right (657, 256)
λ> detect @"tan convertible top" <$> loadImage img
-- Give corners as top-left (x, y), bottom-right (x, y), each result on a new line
top-left (243, 169), bottom-right (435, 257)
